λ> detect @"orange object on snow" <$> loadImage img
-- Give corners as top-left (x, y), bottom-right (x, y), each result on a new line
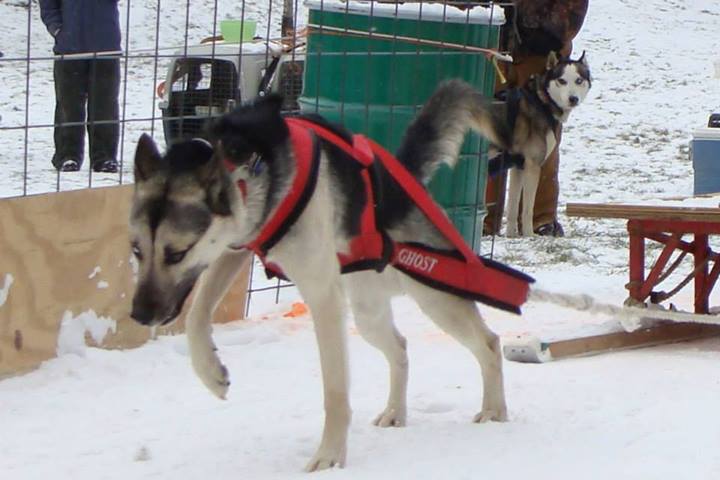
top-left (283, 302), bottom-right (309, 318)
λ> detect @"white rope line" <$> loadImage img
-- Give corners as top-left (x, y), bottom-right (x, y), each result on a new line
top-left (528, 286), bottom-right (720, 330)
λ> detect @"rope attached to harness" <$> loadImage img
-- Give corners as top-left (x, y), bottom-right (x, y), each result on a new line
top-left (528, 286), bottom-right (720, 330)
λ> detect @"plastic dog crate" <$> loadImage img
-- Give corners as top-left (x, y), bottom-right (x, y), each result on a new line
top-left (159, 41), bottom-right (304, 146)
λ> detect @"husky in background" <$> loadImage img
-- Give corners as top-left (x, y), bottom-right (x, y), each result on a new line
top-left (489, 51), bottom-right (591, 237)
top-left (129, 79), bottom-right (525, 471)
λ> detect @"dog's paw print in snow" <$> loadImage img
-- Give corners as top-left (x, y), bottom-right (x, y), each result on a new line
top-left (134, 446), bottom-right (151, 462)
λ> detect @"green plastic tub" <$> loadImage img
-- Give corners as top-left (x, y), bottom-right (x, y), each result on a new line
top-left (299, 0), bottom-right (503, 251)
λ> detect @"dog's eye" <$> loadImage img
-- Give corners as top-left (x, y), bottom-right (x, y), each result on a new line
top-left (557, 78), bottom-right (567, 85)
top-left (131, 243), bottom-right (143, 261)
top-left (575, 78), bottom-right (584, 85)
top-left (165, 248), bottom-right (189, 265)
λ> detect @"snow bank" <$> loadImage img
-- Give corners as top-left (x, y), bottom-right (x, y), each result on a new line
top-left (56, 310), bottom-right (118, 357)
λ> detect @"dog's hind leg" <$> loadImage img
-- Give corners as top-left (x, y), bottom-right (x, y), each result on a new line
top-left (345, 271), bottom-right (408, 427)
top-left (402, 277), bottom-right (508, 422)
top-left (505, 167), bottom-right (523, 238)
top-left (186, 248), bottom-right (252, 399)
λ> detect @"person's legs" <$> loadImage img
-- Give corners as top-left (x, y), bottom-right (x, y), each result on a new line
top-left (532, 126), bottom-right (563, 235)
top-left (52, 59), bottom-right (89, 169)
top-left (87, 58), bottom-right (120, 171)
top-left (484, 170), bottom-right (507, 235)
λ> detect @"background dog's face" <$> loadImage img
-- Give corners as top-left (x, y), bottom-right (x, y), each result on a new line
top-left (129, 134), bottom-right (237, 326)
top-left (545, 51), bottom-right (592, 111)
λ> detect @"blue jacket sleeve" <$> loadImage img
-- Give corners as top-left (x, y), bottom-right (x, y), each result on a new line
top-left (39, 0), bottom-right (63, 37)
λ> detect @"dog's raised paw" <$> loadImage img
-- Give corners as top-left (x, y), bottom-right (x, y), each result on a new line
top-left (191, 348), bottom-right (230, 400)
top-left (473, 409), bottom-right (508, 423)
top-left (372, 406), bottom-right (406, 427)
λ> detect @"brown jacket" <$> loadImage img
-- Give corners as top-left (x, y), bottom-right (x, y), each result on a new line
top-left (502, 0), bottom-right (589, 57)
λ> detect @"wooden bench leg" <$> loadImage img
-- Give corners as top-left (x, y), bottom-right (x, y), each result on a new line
top-left (694, 234), bottom-right (709, 314)
top-left (627, 220), bottom-right (645, 305)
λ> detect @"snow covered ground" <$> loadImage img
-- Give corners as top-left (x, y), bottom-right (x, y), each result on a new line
top-left (2, 0), bottom-right (720, 478)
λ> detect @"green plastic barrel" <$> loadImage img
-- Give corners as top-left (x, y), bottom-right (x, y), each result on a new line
top-left (299, 1), bottom-right (503, 251)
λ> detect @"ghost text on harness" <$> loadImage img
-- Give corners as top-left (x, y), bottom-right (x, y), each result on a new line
top-left (397, 248), bottom-right (439, 273)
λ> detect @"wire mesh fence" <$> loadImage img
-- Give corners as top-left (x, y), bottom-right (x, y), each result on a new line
top-left (0, 0), bottom-right (507, 316)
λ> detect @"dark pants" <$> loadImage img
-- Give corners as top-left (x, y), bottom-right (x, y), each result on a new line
top-left (52, 58), bottom-right (120, 169)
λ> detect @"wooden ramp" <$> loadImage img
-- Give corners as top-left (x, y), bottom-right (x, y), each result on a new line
top-left (0, 186), bottom-right (250, 377)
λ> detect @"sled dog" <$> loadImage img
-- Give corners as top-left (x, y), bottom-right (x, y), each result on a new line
top-left (129, 80), bottom-right (519, 471)
top-left (489, 51), bottom-right (591, 236)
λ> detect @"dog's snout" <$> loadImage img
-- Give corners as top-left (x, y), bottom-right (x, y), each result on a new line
top-left (131, 294), bottom-right (160, 326)
top-left (130, 305), bottom-right (155, 325)
top-left (568, 95), bottom-right (579, 106)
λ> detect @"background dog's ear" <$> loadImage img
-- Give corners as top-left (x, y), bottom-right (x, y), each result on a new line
top-left (578, 50), bottom-right (588, 66)
top-left (546, 51), bottom-right (560, 70)
top-left (134, 133), bottom-right (164, 182)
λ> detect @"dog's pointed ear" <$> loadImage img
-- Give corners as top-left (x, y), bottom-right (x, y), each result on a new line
top-left (190, 139), bottom-right (233, 217)
top-left (189, 138), bottom-right (220, 184)
top-left (546, 51), bottom-right (560, 70)
top-left (206, 172), bottom-right (233, 216)
top-left (134, 133), bottom-right (163, 182)
top-left (578, 50), bottom-right (588, 67)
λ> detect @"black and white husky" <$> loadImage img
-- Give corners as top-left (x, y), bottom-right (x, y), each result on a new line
top-left (129, 79), bottom-right (526, 471)
top-left (490, 51), bottom-right (591, 236)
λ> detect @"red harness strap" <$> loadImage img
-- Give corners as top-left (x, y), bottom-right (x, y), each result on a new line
top-left (286, 118), bottom-right (389, 272)
top-left (226, 117), bottom-right (533, 314)
top-left (365, 138), bottom-right (533, 314)
top-left (225, 120), bottom-right (319, 262)
top-left (247, 120), bottom-right (316, 255)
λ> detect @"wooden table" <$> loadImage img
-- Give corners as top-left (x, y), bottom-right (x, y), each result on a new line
top-left (566, 202), bottom-right (720, 313)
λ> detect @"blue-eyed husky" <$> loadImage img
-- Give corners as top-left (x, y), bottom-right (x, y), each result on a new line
top-left (490, 51), bottom-right (592, 236)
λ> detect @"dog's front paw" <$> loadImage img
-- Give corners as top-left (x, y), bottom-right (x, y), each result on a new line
top-left (372, 406), bottom-right (406, 427)
top-left (304, 444), bottom-right (347, 472)
top-left (473, 408), bottom-right (508, 423)
top-left (190, 344), bottom-right (230, 400)
top-left (505, 225), bottom-right (519, 238)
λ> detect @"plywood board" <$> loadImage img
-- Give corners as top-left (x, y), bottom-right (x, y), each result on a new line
top-left (504, 323), bottom-right (720, 363)
top-left (0, 185), bottom-right (249, 377)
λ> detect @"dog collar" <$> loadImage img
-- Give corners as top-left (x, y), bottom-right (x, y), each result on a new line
top-left (223, 154), bottom-right (264, 201)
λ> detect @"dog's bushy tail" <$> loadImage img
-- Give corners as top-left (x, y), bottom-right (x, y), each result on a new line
top-left (395, 79), bottom-right (508, 184)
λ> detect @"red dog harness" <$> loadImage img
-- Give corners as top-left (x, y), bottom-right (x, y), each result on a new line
top-left (226, 117), bottom-right (534, 314)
